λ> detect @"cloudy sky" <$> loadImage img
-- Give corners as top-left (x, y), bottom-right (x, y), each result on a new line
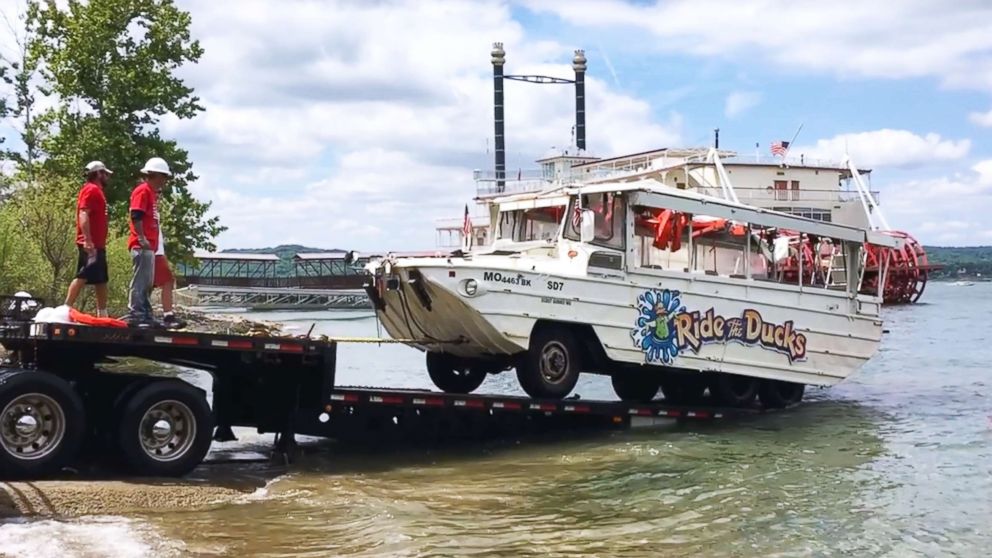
top-left (2, 0), bottom-right (991, 250)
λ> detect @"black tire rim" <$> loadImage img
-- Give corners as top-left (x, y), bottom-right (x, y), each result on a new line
top-left (539, 341), bottom-right (570, 384)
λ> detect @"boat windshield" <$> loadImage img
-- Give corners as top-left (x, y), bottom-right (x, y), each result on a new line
top-left (564, 193), bottom-right (625, 250)
top-left (497, 206), bottom-right (564, 242)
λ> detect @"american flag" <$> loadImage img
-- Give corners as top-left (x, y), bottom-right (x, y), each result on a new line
top-left (462, 204), bottom-right (473, 248)
top-left (572, 200), bottom-right (583, 228)
top-left (770, 140), bottom-right (790, 157)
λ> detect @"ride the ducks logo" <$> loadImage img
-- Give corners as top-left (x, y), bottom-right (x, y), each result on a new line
top-left (630, 288), bottom-right (807, 364)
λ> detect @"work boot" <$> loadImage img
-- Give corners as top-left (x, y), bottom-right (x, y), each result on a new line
top-left (163, 313), bottom-right (187, 329)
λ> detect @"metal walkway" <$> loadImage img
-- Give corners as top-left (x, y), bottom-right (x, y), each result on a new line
top-left (175, 285), bottom-right (370, 310)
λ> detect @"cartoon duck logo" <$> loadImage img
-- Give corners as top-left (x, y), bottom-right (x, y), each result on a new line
top-left (630, 288), bottom-right (685, 364)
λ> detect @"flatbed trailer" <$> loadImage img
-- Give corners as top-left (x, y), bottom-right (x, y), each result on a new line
top-left (0, 298), bottom-right (765, 479)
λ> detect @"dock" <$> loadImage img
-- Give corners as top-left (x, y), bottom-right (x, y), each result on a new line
top-left (175, 250), bottom-right (372, 310)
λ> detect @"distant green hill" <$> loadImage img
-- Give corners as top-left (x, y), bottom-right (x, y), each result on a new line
top-left (222, 245), bottom-right (344, 277)
top-left (923, 246), bottom-right (992, 280)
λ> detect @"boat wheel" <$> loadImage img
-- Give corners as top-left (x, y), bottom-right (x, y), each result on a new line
top-left (709, 373), bottom-right (759, 407)
top-left (758, 380), bottom-right (805, 408)
top-left (659, 376), bottom-right (707, 404)
top-left (426, 352), bottom-right (488, 394)
top-left (517, 326), bottom-right (581, 399)
top-left (611, 373), bottom-right (659, 403)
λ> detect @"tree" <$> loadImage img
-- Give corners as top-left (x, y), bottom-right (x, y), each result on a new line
top-left (13, 177), bottom-right (77, 302)
top-left (21, 0), bottom-right (224, 264)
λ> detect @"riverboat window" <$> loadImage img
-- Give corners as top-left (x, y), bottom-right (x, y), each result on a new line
top-left (564, 193), bottom-right (625, 250)
top-left (497, 207), bottom-right (564, 242)
top-left (774, 180), bottom-right (788, 201)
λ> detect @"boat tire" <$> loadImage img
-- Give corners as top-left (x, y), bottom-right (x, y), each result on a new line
top-left (709, 373), bottom-right (759, 407)
top-left (516, 326), bottom-right (581, 399)
top-left (659, 376), bottom-right (707, 404)
top-left (758, 380), bottom-right (805, 408)
top-left (0, 370), bottom-right (85, 478)
top-left (116, 379), bottom-right (213, 477)
top-left (426, 352), bottom-right (488, 394)
top-left (611, 373), bottom-right (659, 403)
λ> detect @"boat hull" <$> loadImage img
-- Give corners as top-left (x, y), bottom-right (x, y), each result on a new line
top-left (369, 258), bottom-right (883, 387)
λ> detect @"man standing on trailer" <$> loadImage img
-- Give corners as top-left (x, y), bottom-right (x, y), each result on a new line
top-left (125, 157), bottom-right (170, 325)
top-left (65, 161), bottom-right (111, 317)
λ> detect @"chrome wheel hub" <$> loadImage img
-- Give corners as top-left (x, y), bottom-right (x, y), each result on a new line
top-left (1, 393), bottom-right (66, 461)
top-left (138, 400), bottom-right (196, 462)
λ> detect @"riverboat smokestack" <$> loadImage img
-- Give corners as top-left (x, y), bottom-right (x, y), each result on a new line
top-left (714, 128), bottom-right (720, 149)
top-left (573, 49), bottom-right (587, 151)
top-left (492, 42), bottom-right (506, 193)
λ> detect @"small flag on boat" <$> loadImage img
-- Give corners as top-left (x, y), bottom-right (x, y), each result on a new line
top-left (462, 204), bottom-right (473, 248)
top-left (771, 140), bottom-right (790, 157)
top-left (572, 200), bottom-right (583, 228)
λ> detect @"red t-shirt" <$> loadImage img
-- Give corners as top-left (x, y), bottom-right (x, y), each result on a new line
top-left (127, 182), bottom-right (160, 251)
top-left (76, 182), bottom-right (108, 249)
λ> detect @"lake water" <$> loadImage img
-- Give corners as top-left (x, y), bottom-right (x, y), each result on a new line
top-left (1, 282), bottom-right (990, 557)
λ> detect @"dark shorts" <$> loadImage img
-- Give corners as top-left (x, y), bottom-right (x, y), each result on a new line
top-left (75, 246), bottom-right (109, 285)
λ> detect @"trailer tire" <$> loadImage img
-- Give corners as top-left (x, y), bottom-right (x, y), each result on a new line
top-left (659, 376), bottom-right (707, 404)
top-left (516, 326), bottom-right (581, 399)
top-left (0, 370), bottom-right (85, 478)
top-left (116, 380), bottom-right (213, 477)
top-left (611, 373), bottom-right (659, 403)
top-left (426, 352), bottom-right (488, 394)
top-left (709, 373), bottom-right (759, 407)
top-left (758, 380), bottom-right (805, 408)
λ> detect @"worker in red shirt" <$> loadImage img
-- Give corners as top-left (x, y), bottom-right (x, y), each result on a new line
top-left (125, 157), bottom-right (170, 326)
top-left (65, 161), bottom-right (111, 316)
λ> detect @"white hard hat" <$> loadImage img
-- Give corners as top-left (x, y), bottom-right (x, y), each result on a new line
top-left (140, 157), bottom-right (172, 177)
top-left (85, 160), bottom-right (113, 174)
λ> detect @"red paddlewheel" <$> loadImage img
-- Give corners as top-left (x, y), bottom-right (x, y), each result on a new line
top-left (868, 230), bottom-right (934, 304)
top-left (774, 230), bottom-right (937, 304)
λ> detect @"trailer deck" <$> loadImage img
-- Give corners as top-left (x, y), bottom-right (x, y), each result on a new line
top-left (0, 296), bottom-right (770, 479)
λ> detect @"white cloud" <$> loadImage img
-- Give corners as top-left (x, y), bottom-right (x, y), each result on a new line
top-left (524, 0), bottom-right (992, 93)
top-left (974, 159), bottom-right (992, 185)
top-left (793, 129), bottom-right (970, 169)
top-left (969, 108), bottom-right (992, 127)
top-left (873, 161), bottom-right (992, 245)
top-left (724, 91), bottom-right (761, 118)
top-left (158, 0), bottom-right (682, 250)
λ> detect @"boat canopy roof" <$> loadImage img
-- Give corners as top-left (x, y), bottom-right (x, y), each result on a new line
top-left (568, 180), bottom-right (900, 248)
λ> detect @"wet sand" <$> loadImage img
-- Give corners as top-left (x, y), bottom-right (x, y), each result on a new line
top-left (0, 479), bottom-right (251, 518)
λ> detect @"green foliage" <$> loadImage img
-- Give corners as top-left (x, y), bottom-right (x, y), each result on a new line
top-left (10, 177), bottom-right (78, 300)
top-left (924, 246), bottom-right (992, 280)
top-left (11, 0), bottom-right (224, 266)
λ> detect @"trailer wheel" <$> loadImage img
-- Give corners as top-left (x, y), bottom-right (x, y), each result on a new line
top-left (0, 370), bottom-right (85, 478)
top-left (659, 376), bottom-right (707, 404)
top-left (611, 373), bottom-right (659, 403)
top-left (426, 352), bottom-right (488, 394)
top-left (709, 373), bottom-right (759, 407)
top-left (116, 380), bottom-right (213, 477)
top-left (516, 326), bottom-right (581, 399)
top-left (758, 380), bottom-right (805, 408)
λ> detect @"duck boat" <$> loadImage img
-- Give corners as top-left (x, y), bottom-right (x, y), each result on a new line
top-left (364, 178), bottom-right (898, 407)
